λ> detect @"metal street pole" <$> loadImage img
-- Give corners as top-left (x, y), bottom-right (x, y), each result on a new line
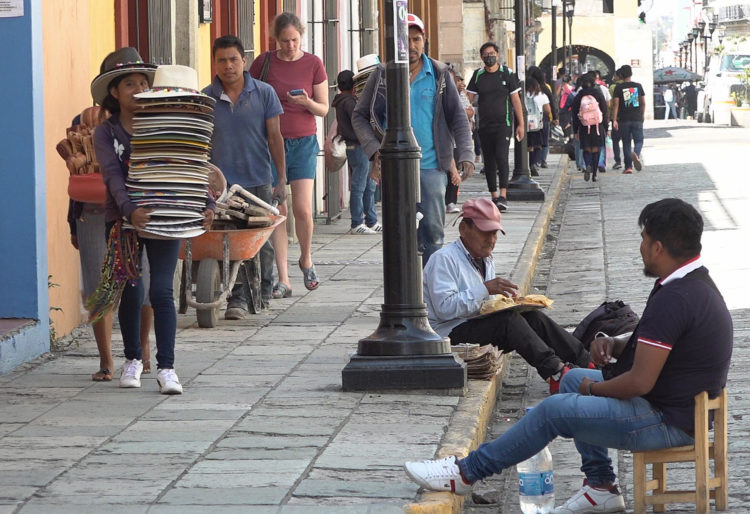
top-left (341, 0), bottom-right (466, 391)
top-left (551, 2), bottom-right (557, 81)
top-left (561, 0), bottom-right (567, 73)
top-left (508, 0), bottom-right (544, 201)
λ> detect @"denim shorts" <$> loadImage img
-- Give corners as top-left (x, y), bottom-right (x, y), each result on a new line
top-left (272, 134), bottom-right (320, 185)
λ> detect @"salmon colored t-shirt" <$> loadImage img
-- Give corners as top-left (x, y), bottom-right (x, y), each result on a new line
top-left (249, 51), bottom-right (328, 139)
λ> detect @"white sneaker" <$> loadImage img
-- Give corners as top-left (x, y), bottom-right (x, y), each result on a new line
top-left (446, 203), bottom-right (460, 214)
top-left (156, 368), bottom-right (183, 395)
top-left (404, 456), bottom-right (472, 495)
top-left (119, 359), bottom-right (143, 388)
top-left (350, 224), bottom-right (377, 235)
top-left (552, 483), bottom-right (625, 513)
top-left (368, 222), bottom-right (383, 233)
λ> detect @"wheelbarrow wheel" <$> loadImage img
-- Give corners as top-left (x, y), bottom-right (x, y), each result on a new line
top-left (196, 259), bottom-right (221, 328)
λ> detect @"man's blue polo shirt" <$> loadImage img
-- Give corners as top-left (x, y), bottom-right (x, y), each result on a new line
top-left (202, 71), bottom-right (283, 187)
top-left (410, 54), bottom-right (438, 170)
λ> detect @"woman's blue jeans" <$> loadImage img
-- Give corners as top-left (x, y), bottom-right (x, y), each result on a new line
top-left (116, 232), bottom-right (180, 369)
top-left (417, 168), bottom-right (448, 265)
top-left (346, 144), bottom-right (377, 228)
top-left (459, 368), bottom-right (694, 487)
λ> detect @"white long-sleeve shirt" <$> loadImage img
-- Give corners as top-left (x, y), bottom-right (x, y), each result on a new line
top-left (423, 239), bottom-right (495, 338)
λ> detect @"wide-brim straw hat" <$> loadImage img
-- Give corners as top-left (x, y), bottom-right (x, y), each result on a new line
top-left (135, 64), bottom-right (212, 100)
top-left (90, 47), bottom-right (157, 105)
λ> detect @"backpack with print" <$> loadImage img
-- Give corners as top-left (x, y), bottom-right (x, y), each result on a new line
top-left (578, 94), bottom-right (603, 134)
top-left (525, 94), bottom-right (543, 132)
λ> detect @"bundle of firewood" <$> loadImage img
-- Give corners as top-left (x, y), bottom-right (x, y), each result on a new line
top-left (213, 183), bottom-right (280, 229)
top-left (451, 343), bottom-right (504, 380)
top-left (55, 106), bottom-right (104, 175)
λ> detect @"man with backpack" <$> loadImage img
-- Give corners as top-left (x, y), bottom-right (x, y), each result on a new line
top-left (612, 65), bottom-right (646, 174)
top-left (466, 42), bottom-right (525, 212)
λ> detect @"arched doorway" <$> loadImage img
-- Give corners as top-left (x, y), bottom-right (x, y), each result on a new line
top-left (540, 45), bottom-right (616, 82)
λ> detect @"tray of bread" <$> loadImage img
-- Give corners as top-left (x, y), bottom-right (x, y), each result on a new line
top-left (476, 294), bottom-right (554, 317)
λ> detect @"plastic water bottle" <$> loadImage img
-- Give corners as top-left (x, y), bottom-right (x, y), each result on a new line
top-left (517, 407), bottom-right (555, 513)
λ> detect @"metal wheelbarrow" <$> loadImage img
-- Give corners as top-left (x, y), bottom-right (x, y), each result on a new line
top-left (178, 214), bottom-right (285, 328)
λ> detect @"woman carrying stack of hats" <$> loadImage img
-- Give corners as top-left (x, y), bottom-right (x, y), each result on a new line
top-left (90, 48), bottom-right (214, 394)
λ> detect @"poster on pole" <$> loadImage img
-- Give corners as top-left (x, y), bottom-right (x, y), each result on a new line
top-left (394, 0), bottom-right (408, 63)
top-left (517, 56), bottom-right (526, 81)
top-left (0, 0), bottom-right (24, 17)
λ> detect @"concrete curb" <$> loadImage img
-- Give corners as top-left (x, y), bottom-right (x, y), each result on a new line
top-left (403, 159), bottom-right (569, 514)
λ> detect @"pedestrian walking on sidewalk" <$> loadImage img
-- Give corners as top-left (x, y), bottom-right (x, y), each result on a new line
top-left (571, 72), bottom-right (607, 182)
top-left (423, 198), bottom-right (591, 394)
top-left (332, 69), bottom-right (381, 235)
top-left (528, 66), bottom-right (558, 170)
top-left (91, 49), bottom-right (215, 394)
top-left (249, 12), bottom-right (329, 292)
top-left (352, 13), bottom-right (474, 266)
top-left (406, 198), bottom-right (733, 514)
top-left (466, 42), bottom-right (525, 212)
top-left (444, 69), bottom-right (475, 214)
top-left (612, 65), bottom-right (646, 174)
top-left (608, 69), bottom-right (624, 170)
top-left (204, 35), bottom-right (288, 315)
top-left (525, 77), bottom-right (551, 177)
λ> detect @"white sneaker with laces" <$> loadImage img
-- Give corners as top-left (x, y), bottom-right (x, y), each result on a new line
top-left (552, 483), bottom-right (625, 513)
top-left (368, 222), bottom-right (383, 233)
top-left (446, 203), bottom-right (460, 214)
top-left (119, 359), bottom-right (143, 388)
top-left (404, 456), bottom-right (472, 495)
top-left (156, 368), bottom-right (183, 395)
top-left (350, 224), bottom-right (377, 235)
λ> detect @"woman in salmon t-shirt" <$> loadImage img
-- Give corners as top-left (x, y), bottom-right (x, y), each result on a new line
top-left (250, 12), bottom-right (329, 295)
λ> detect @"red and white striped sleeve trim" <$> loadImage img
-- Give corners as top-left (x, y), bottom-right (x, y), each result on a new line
top-left (637, 336), bottom-right (672, 351)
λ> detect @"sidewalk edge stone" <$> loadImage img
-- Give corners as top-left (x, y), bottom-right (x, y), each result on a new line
top-left (403, 158), bottom-right (569, 514)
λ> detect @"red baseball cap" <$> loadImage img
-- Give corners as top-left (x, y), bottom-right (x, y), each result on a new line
top-left (461, 198), bottom-right (506, 234)
top-left (407, 13), bottom-right (425, 33)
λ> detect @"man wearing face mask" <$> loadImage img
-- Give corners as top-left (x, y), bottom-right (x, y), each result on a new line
top-left (466, 43), bottom-right (525, 212)
top-left (352, 13), bottom-right (474, 266)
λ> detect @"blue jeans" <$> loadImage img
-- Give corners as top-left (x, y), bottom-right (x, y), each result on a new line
top-left (347, 144), bottom-right (377, 228)
top-left (114, 231), bottom-right (180, 369)
top-left (540, 118), bottom-right (550, 163)
top-left (618, 120), bottom-right (644, 169)
top-left (459, 368), bottom-right (694, 487)
top-left (418, 168), bottom-right (448, 266)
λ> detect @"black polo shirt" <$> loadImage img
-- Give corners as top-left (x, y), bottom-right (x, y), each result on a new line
top-left (613, 81), bottom-right (646, 122)
top-left (467, 66), bottom-right (521, 132)
top-left (607, 263), bottom-right (733, 433)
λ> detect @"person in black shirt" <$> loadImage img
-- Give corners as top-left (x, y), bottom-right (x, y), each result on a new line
top-left (466, 42), bottom-right (524, 212)
top-left (612, 64), bottom-right (646, 174)
top-left (571, 73), bottom-right (608, 182)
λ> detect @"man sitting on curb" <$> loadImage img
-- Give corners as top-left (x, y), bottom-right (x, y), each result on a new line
top-left (423, 197), bottom-right (592, 394)
top-left (407, 198), bottom-right (733, 514)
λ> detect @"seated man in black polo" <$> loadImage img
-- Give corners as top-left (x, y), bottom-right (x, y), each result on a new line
top-left (423, 197), bottom-right (591, 393)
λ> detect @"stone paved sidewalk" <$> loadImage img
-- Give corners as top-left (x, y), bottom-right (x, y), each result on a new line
top-left (0, 155), bottom-right (564, 513)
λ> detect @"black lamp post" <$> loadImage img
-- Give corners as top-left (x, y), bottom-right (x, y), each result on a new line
top-left (561, 0), bottom-right (567, 73)
top-left (341, 0), bottom-right (466, 391)
top-left (551, 0), bottom-right (559, 81)
top-left (706, 16), bottom-right (717, 71)
top-left (508, 0), bottom-right (544, 201)
top-left (565, 0), bottom-right (575, 75)
top-left (679, 41), bottom-right (685, 68)
top-left (697, 20), bottom-right (706, 73)
top-left (687, 32), bottom-right (694, 71)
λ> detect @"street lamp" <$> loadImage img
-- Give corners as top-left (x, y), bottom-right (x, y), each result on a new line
top-left (698, 20), bottom-right (707, 74)
top-left (565, 0), bottom-right (575, 75)
top-left (718, 25), bottom-right (725, 47)
top-left (679, 41), bottom-right (686, 68)
top-left (551, 0), bottom-right (561, 81)
top-left (341, 0), bottom-right (466, 391)
top-left (687, 32), bottom-right (694, 71)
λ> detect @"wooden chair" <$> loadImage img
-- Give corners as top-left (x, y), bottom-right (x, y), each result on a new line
top-left (632, 388), bottom-right (728, 513)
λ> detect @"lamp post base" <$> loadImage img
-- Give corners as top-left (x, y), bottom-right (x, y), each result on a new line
top-left (507, 175), bottom-right (545, 201)
top-left (342, 353), bottom-right (467, 391)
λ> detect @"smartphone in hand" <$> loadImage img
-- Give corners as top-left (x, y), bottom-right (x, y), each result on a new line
top-left (289, 89), bottom-right (305, 96)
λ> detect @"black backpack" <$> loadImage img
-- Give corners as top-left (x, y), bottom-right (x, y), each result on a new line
top-left (572, 300), bottom-right (639, 350)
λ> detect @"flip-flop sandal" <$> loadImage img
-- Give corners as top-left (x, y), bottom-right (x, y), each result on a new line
top-left (92, 369), bottom-right (113, 382)
top-left (272, 282), bottom-right (292, 299)
top-left (298, 260), bottom-right (320, 291)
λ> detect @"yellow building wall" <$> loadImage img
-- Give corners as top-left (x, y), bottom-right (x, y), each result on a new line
top-left (43, 1), bottom-right (115, 338)
top-left (197, 22), bottom-right (213, 87)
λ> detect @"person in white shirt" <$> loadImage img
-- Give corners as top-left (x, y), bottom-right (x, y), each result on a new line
top-left (422, 198), bottom-right (591, 393)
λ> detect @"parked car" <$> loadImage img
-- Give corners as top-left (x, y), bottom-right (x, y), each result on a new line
top-left (699, 38), bottom-right (750, 123)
